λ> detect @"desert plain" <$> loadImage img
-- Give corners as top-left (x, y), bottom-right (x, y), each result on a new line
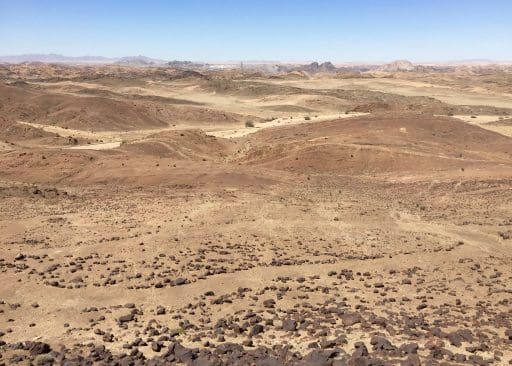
top-left (0, 62), bottom-right (512, 365)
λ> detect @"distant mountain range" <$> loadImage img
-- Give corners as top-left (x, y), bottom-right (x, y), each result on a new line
top-left (0, 54), bottom-right (510, 68)
top-left (0, 54), bottom-right (168, 65)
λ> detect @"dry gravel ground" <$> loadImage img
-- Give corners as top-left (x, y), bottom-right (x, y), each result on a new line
top-left (0, 65), bottom-right (512, 365)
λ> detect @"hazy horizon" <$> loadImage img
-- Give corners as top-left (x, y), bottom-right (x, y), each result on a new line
top-left (1, 53), bottom-right (511, 65)
top-left (1, 0), bottom-right (511, 62)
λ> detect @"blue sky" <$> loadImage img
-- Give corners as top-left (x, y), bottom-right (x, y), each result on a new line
top-left (0, 0), bottom-right (511, 62)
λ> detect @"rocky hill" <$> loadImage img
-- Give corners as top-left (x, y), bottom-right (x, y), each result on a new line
top-left (379, 59), bottom-right (416, 72)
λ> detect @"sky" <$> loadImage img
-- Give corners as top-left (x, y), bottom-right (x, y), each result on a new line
top-left (0, 0), bottom-right (511, 62)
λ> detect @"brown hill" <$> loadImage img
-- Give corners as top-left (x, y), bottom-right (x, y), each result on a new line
top-left (0, 115), bottom-right (92, 147)
top-left (0, 82), bottom-right (245, 131)
top-left (237, 113), bottom-right (512, 175)
top-left (202, 79), bottom-right (303, 97)
top-left (0, 115), bottom-right (53, 140)
top-left (0, 82), bottom-right (168, 131)
top-left (119, 130), bottom-right (233, 160)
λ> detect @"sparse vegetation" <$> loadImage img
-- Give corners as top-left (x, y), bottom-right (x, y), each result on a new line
top-left (34, 354), bottom-right (54, 366)
top-left (245, 121), bottom-right (255, 127)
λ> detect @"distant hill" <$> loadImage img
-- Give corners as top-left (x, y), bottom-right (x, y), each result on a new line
top-left (0, 54), bottom-right (116, 64)
top-left (115, 55), bottom-right (168, 66)
top-left (276, 61), bottom-right (339, 74)
top-left (167, 60), bottom-right (208, 69)
top-left (0, 54), bottom-right (167, 65)
top-left (378, 60), bottom-right (416, 72)
top-left (302, 61), bottom-right (337, 73)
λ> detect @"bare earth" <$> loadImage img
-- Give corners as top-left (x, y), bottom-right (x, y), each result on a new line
top-left (0, 64), bottom-right (512, 366)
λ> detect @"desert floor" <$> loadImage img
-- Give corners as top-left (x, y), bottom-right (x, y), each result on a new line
top-left (0, 65), bottom-right (511, 365)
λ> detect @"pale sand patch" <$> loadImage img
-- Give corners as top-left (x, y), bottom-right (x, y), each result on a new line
top-left (207, 112), bottom-right (367, 138)
top-left (67, 141), bottom-right (122, 150)
top-left (453, 115), bottom-right (504, 124)
top-left (451, 115), bottom-right (512, 137)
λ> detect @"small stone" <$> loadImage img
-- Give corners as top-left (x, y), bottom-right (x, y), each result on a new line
top-left (282, 319), bottom-right (297, 332)
top-left (118, 313), bottom-right (135, 323)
